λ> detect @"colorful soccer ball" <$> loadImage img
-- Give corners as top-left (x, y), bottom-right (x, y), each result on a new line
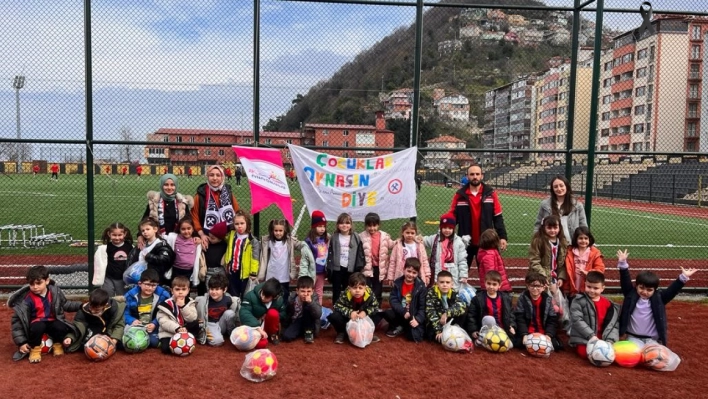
top-left (641, 344), bottom-right (673, 371)
top-left (241, 349), bottom-right (278, 382)
top-left (230, 326), bottom-right (261, 351)
top-left (483, 328), bottom-right (512, 353)
top-left (84, 334), bottom-right (116, 361)
top-left (524, 333), bottom-right (553, 358)
top-left (123, 261), bottom-right (148, 285)
top-left (613, 340), bottom-right (642, 368)
top-left (40, 334), bottom-right (54, 354)
top-left (169, 332), bottom-right (196, 356)
top-left (441, 325), bottom-right (473, 352)
top-left (587, 339), bottom-right (615, 367)
top-left (123, 327), bottom-right (150, 353)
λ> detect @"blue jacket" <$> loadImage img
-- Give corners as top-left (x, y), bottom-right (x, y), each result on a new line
top-left (123, 285), bottom-right (171, 330)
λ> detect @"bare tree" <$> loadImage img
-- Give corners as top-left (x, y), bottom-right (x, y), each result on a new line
top-left (0, 142), bottom-right (32, 162)
top-left (120, 126), bottom-right (137, 162)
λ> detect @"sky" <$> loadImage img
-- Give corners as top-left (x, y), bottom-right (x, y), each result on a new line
top-left (0, 0), bottom-right (704, 160)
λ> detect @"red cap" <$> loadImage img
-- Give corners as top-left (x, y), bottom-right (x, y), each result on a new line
top-left (311, 210), bottom-right (326, 227)
top-left (440, 212), bottom-right (456, 229)
top-left (208, 221), bottom-right (228, 240)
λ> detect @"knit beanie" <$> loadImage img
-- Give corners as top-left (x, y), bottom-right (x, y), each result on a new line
top-left (440, 212), bottom-right (456, 229)
top-left (311, 210), bottom-right (326, 228)
top-left (209, 221), bottom-right (228, 240)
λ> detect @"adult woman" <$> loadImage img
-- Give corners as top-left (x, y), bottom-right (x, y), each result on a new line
top-left (533, 175), bottom-right (587, 242)
top-left (191, 165), bottom-right (240, 250)
top-left (138, 173), bottom-right (193, 248)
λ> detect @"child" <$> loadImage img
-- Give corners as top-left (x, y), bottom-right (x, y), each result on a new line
top-left (359, 212), bottom-right (394, 305)
top-left (425, 270), bottom-right (467, 343)
top-left (222, 210), bottom-right (261, 298)
top-left (129, 217), bottom-right (175, 286)
top-left (93, 222), bottom-right (134, 297)
top-left (528, 215), bottom-right (568, 293)
top-left (383, 258), bottom-right (427, 342)
top-left (476, 228), bottom-right (512, 292)
top-left (299, 210), bottom-right (329, 304)
top-left (239, 277), bottom-right (288, 347)
top-left (198, 220), bottom-right (228, 296)
top-left (386, 221), bottom-right (430, 287)
top-left (564, 226), bottom-right (605, 298)
top-left (123, 269), bottom-right (171, 348)
top-left (259, 219), bottom-right (297, 299)
top-left (465, 271), bottom-right (515, 346)
top-left (195, 273), bottom-right (240, 346)
top-left (283, 276), bottom-right (323, 343)
top-left (617, 249), bottom-right (696, 348)
top-left (422, 213), bottom-right (466, 289)
top-left (165, 217), bottom-right (205, 287)
top-left (328, 272), bottom-right (382, 344)
top-left (568, 271), bottom-right (619, 358)
top-left (10, 266), bottom-right (81, 363)
top-left (156, 276), bottom-right (199, 354)
top-left (64, 288), bottom-right (126, 353)
top-left (513, 272), bottom-right (560, 350)
top-left (327, 213), bottom-right (365, 305)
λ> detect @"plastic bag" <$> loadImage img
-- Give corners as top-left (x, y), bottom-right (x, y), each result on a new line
top-left (441, 321), bottom-right (473, 352)
top-left (320, 307), bottom-right (333, 329)
top-left (123, 261), bottom-right (148, 285)
top-left (551, 288), bottom-right (570, 330)
top-left (346, 316), bottom-right (375, 348)
top-left (240, 349), bottom-right (278, 382)
top-left (457, 282), bottom-right (477, 306)
top-left (244, 278), bottom-right (258, 295)
top-left (642, 344), bottom-right (681, 372)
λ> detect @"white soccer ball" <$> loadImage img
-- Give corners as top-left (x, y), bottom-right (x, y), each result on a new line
top-left (587, 338), bottom-right (615, 367)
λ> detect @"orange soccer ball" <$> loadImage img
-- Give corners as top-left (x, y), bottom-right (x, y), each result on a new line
top-left (84, 334), bottom-right (116, 361)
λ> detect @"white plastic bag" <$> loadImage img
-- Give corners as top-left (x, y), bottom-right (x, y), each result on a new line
top-left (441, 321), bottom-right (473, 352)
top-left (551, 288), bottom-right (570, 330)
top-left (240, 349), bottom-right (278, 382)
top-left (346, 316), bottom-right (375, 348)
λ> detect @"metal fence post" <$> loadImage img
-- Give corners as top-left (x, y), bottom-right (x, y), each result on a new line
top-left (649, 173), bottom-right (652, 203)
top-left (629, 174), bottom-right (632, 202)
top-left (672, 174), bottom-right (675, 205)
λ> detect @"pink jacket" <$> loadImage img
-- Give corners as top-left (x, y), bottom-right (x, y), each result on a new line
top-left (359, 230), bottom-right (394, 279)
top-left (476, 248), bottom-right (512, 291)
top-left (385, 240), bottom-right (430, 286)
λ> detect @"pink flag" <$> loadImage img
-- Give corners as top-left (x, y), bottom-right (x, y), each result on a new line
top-left (232, 146), bottom-right (293, 224)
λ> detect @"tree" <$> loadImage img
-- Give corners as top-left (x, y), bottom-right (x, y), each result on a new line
top-left (119, 126), bottom-right (139, 162)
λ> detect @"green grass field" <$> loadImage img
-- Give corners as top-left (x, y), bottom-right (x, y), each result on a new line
top-left (0, 174), bottom-right (706, 259)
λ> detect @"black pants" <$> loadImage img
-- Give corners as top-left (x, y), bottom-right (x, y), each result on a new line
top-left (28, 320), bottom-right (70, 347)
top-left (160, 320), bottom-right (200, 354)
top-left (171, 267), bottom-right (192, 285)
top-left (328, 269), bottom-right (351, 305)
top-left (367, 267), bottom-right (383, 305)
top-left (227, 274), bottom-right (249, 299)
top-left (382, 309), bottom-right (425, 341)
top-left (328, 310), bottom-right (383, 334)
top-left (282, 312), bottom-right (316, 342)
top-left (280, 282), bottom-right (290, 303)
top-left (466, 245), bottom-right (479, 268)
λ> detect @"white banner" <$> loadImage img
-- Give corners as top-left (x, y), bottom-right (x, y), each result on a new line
top-left (288, 144), bottom-right (417, 221)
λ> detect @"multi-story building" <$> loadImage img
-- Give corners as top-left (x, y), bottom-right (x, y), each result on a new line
top-left (423, 135), bottom-right (468, 170)
top-left (302, 111), bottom-right (395, 158)
top-left (382, 89), bottom-right (413, 119)
top-left (434, 94), bottom-right (470, 121)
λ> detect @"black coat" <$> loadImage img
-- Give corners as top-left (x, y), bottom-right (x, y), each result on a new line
top-left (128, 240), bottom-right (176, 284)
top-left (390, 277), bottom-right (427, 342)
top-left (465, 291), bottom-right (516, 337)
top-left (451, 183), bottom-right (507, 242)
top-left (513, 290), bottom-right (558, 338)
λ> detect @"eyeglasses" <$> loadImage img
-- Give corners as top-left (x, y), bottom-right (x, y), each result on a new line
top-left (140, 282), bottom-right (158, 288)
top-left (528, 285), bottom-right (545, 289)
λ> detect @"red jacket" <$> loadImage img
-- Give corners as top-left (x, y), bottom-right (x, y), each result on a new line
top-left (564, 246), bottom-right (605, 296)
top-left (476, 248), bottom-right (512, 291)
top-left (51, 164), bottom-right (58, 173)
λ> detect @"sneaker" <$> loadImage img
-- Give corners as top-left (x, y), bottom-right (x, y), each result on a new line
top-left (28, 346), bottom-right (42, 363)
top-left (334, 332), bottom-right (346, 344)
top-left (196, 323), bottom-right (207, 345)
top-left (371, 335), bottom-right (381, 343)
top-left (552, 337), bottom-right (565, 352)
top-left (304, 330), bottom-right (314, 344)
top-left (386, 326), bottom-right (404, 338)
top-left (12, 350), bottom-right (28, 362)
top-left (52, 343), bottom-right (64, 356)
top-left (269, 333), bottom-right (280, 346)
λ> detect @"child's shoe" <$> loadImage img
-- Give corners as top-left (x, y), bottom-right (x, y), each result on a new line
top-left (197, 322), bottom-right (207, 345)
top-left (269, 332), bottom-right (280, 346)
top-left (52, 343), bottom-right (64, 356)
top-left (386, 326), bottom-right (403, 338)
top-left (28, 346), bottom-right (42, 363)
top-left (334, 332), bottom-right (346, 344)
top-left (371, 335), bottom-right (381, 343)
top-left (304, 330), bottom-right (314, 344)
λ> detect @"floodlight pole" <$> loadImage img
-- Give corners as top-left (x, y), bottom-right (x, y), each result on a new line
top-left (12, 75), bottom-right (25, 169)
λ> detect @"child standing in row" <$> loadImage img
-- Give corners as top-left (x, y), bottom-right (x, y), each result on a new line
top-left (165, 217), bottom-right (204, 287)
top-left (195, 273), bottom-right (240, 346)
top-left (476, 229), bottom-right (512, 292)
top-left (299, 210), bottom-right (329, 304)
top-left (93, 222), bottom-right (134, 297)
top-left (156, 276), bottom-right (199, 354)
top-left (513, 272), bottom-right (559, 349)
top-left (564, 226), bottom-right (605, 298)
top-left (423, 213), bottom-right (466, 289)
top-left (64, 288), bottom-right (125, 353)
top-left (528, 215), bottom-right (568, 293)
top-left (123, 269), bottom-right (170, 348)
top-left (569, 271), bottom-right (619, 358)
top-left (327, 213), bottom-right (365, 305)
top-left (130, 217), bottom-right (175, 287)
top-left (259, 219), bottom-right (297, 299)
top-left (383, 258), bottom-right (426, 342)
top-left (386, 221), bottom-right (430, 286)
top-left (328, 272), bottom-right (381, 345)
top-left (359, 212), bottom-right (393, 304)
top-left (222, 210), bottom-right (261, 298)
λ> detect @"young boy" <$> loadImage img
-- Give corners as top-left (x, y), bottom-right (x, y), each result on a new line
top-left (199, 220), bottom-right (228, 296)
top-left (383, 258), bottom-right (426, 342)
top-left (124, 269), bottom-right (171, 348)
top-left (568, 271), bottom-right (620, 358)
top-left (195, 273), bottom-right (240, 346)
top-left (359, 212), bottom-right (394, 304)
top-left (425, 270), bottom-right (467, 343)
top-left (328, 272), bottom-right (382, 344)
top-left (156, 275), bottom-right (199, 354)
top-left (617, 249), bottom-right (696, 348)
top-left (64, 288), bottom-right (126, 353)
top-left (10, 266), bottom-right (81, 363)
top-left (465, 270), bottom-right (515, 346)
top-left (239, 277), bottom-right (287, 347)
top-left (283, 276), bottom-right (323, 343)
top-left (513, 272), bottom-right (560, 350)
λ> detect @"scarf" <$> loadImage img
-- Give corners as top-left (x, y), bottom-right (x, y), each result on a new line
top-left (203, 185), bottom-right (234, 233)
top-left (159, 174), bottom-right (178, 201)
top-left (157, 199), bottom-right (178, 233)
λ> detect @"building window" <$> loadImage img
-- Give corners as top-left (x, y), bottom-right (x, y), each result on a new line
top-left (163, 135), bottom-right (169, 142)
top-left (205, 137), bottom-right (211, 143)
top-left (602, 95), bottom-right (612, 104)
top-left (322, 140), bottom-right (328, 146)
top-left (286, 139), bottom-right (292, 144)
top-left (189, 136), bottom-right (195, 143)
top-left (688, 122), bottom-right (697, 137)
top-left (636, 67), bottom-right (647, 78)
top-left (343, 152), bottom-right (349, 158)
top-left (692, 45), bottom-right (701, 60)
top-left (693, 25), bottom-right (702, 40)
top-left (637, 48), bottom-right (648, 60)
top-left (601, 128), bottom-right (610, 137)
top-left (602, 112), bottom-right (611, 121)
top-left (218, 149), bottom-right (225, 156)
top-left (600, 145), bottom-right (608, 151)
top-left (649, 45), bottom-right (655, 62)
top-left (633, 142), bottom-right (643, 152)
top-left (342, 130), bottom-right (349, 136)
top-left (558, 106), bottom-right (566, 115)
top-left (322, 129), bottom-right (328, 136)
top-left (646, 123), bottom-right (651, 135)
top-left (266, 139), bottom-right (272, 145)
top-left (689, 103), bottom-right (698, 118)
top-left (687, 141), bottom-right (696, 151)
top-left (690, 63), bottom-right (700, 79)
top-left (648, 65), bottom-right (654, 80)
top-left (647, 85), bottom-right (653, 100)
top-left (635, 86), bottom-right (646, 97)
top-left (634, 123), bottom-right (645, 133)
top-left (690, 84), bottom-right (699, 98)
top-left (205, 149), bottom-right (211, 155)
top-left (635, 105), bottom-right (645, 115)
top-left (344, 141), bottom-right (349, 147)
top-left (604, 61), bottom-right (612, 71)
top-left (603, 78), bottom-right (612, 88)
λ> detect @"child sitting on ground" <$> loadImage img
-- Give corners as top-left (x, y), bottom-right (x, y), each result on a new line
top-left (156, 276), bottom-right (199, 354)
top-left (568, 271), bottom-right (619, 358)
top-left (283, 276), bottom-right (323, 344)
top-left (195, 273), bottom-right (240, 346)
top-left (239, 277), bottom-right (288, 347)
top-left (10, 266), bottom-right (82, 363)
top-left (328, 272), bottom-right (382, 345)
top-left (513, 272), bottom-right (560, 350)
top-left (465, 271), bottom-right (515, 346)
top-left (425, 270), bottom-right (467, 343)
top-left (123, 269), bottom-right (171, 348)
top-left (383, 258), bottom-right (427, 342)
top-left (64, 288), bottom-right (126, 353)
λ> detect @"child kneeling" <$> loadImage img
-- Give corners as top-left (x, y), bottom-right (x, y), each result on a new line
top-left (328, 272), bottom-right (382, 345)
top-left (465, 271), bottom-right (515, 347)
top-left (195, 273), bottom-right (240, 346)
top-left (569, 271), bottom-right (619, 358)
top-left (283, 276), bottom-right (323, 343)
top-left (383, 258), bottom-right (426, 342)
top-left (123, 269), bottom-right (171, 348)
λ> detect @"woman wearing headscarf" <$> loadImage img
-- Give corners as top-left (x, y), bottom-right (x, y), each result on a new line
top-left (191, 165), bottom-right (240, 251)
top-left (137, 173), bottom-right (194, 249)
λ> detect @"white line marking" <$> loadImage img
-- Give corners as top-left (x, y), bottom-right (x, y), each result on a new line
top-left (0, 191), bottom-right (57, 197)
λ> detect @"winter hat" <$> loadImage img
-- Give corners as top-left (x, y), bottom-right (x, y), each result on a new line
top-left (311, 210), bottom-right (326, 228)
top-left (440, 212), bottom-right (456, 229)
top-left (208, 221), bottom-right (228, 240)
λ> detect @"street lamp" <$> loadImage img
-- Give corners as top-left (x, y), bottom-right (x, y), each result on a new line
top-left (12, 75), bottom-right (25, 169)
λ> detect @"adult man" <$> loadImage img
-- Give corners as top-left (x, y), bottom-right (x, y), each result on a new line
top-left (448, 164), bottom-right (508, 267)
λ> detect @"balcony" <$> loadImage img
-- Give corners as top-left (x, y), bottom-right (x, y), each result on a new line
top-left (689, 72), bottom-right (701, 80)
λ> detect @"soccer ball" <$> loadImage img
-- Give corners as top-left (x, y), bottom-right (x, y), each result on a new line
top-left (483, 328), bottom-right (512, 353)
top-left (641, 344), bottom-right (673, 371)
top-left (441, 325), bottom-right (473, 353)
top-left (524, 333), bottom-right (553, 358)
top-left (613, 340), bottom-right (642, 368)
top-left (169, 332), bottom-right (196, 356)
top-left (230, 326), bottom-right (261, 351)
top-left (587, 339), bottom-right (615, 367)
top-left (40, 334), bottom-right (54, 354)
top-left (84, 334), bottom-right (117, 361)
top-left (241, 349), bottom-right (278, 382)
top-left (123, 327), bottom-right (150, 353)
top-left (123, 261), bottom-right (148, 285)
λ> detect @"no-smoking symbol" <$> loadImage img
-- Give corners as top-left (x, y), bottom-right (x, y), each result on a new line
top-left (388, 179), bottom-right (403, 194)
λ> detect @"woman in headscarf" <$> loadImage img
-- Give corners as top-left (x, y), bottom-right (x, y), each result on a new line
top-left (191, 165), bottom-right (240, 250)
top-left (137, 173), bottom-right (194, 249)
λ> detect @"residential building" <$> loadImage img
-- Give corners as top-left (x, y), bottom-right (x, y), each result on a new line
top-left (434, 94), bottom-right (470, 121)
top-left (424, 135), bottom-right (467, 170)
top-left (544, 28), bottom-right (571, 45)
top-left (507, 14), bottom-right (527, 26)
top-left (481, 31), bottom-right (505, 42)
top-left (303, 111), bottom-right (395, 158)
top-left (382, 89), bottom-right (413, 120)
top-left (460, 24), bottom-right (482, 38)
top-left (438, 39), bottom-right (463, 54)
top-left (520, 29), bottom-right (544, 46)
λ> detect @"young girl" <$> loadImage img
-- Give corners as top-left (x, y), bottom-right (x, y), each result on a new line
top-left (165, 217), bottom-right (205, 288)
top-left (326, 213), bottom-right (364, 304)
top-left (564, 226), bottom-right (605, 297)
top-left (528, 215), bottom-right (568, 293)
top-left (128, 217), bottom-right (175, 286)
top-left (299, 210), bottom-right (329, 304)
top-left (259, 219), bottom-right (297, 299)
top-left (222, 210), bottom-right (261, 298)
top-left (422, 213), bottom-right (466, 289)
top-left (476, 228), bottom-right (512, 292)
top-left (93, 222), bottom-right (134, 297)
top-left (385, 221), bottom-right (430, 286)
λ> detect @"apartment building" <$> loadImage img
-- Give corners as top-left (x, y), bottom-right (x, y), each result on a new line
top-left (423, 135), bottom-right (468, 169)
top-left (302, 111), bottom-right (395, 158)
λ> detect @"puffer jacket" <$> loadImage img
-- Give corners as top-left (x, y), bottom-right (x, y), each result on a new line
top-left (123, 285), bottom-right (171, 330)
top-left (299, 235), bottom-right (330, 279)
top-left (66, 299), bottom-right (126, 352)
top-left (513, 290), bottom-right (558, 338)
top-left (195, 292), bottom-right (240, 324)
top-left (128, 239), bottom-right (176, 283)
top-left (386, 240), bottom-right (430, 286)
top-left (327, 232), bottom-right (365, 273)
top-left (569, 293), bottom-right (620, 345)
top-left (528, 239), bottom-right (568, 284)
top-left (476, 248), bottom-right (512, 292)
top-left (145, 191), bottom-right (193, 233)
top-left (222, 232), bottom-right (261, 280)
top-left (239, 282), bottom-right (287, 327)
top-left (258, 236), bottom-right (297, 283)
top-left (156, 297), bottom-right (198, 339)
top-left (9, 282), bottom-right (82, 347)
top-left (423, 233), bottom-right (468, 288)
top-left (564, 246), bottom-right (605, 297)
top-left (465, 291), bottom-right (515, 336)
top-left (390, 277), bottom-right (427, 342)
top-left (285, 293), bottom-right (323, 336)
top-left (333, 286), bottom-right (379, 316)
top-left (359, 230), bottom-right (394, 279)
top-left (424, 286), bottom-right (467, 335)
